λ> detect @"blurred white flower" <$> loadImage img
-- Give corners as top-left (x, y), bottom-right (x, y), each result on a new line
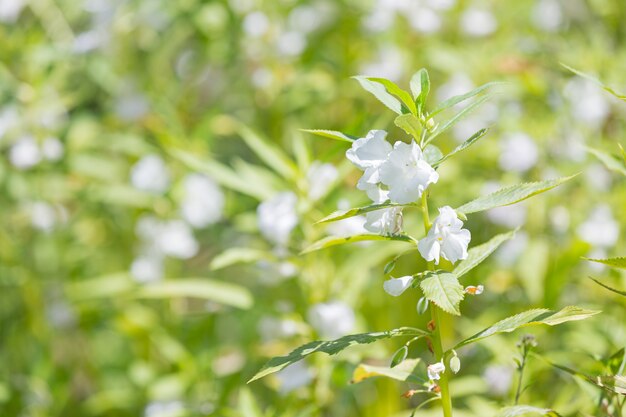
top-left (452, 102), bottom-right (498, 142)
top-left (499, 132), bottom-right (539, 173)
top-left (144, 400), bottom-right (184, 417)
top-left (496, 231), bottom-right (529, 266)
top-left (380, 141), bottom-right (439, 204)
top-left (115, 92), bottom-right (149, 122)
top-left (9, 136), bottom-right (41, 170)
top-left (131, 155), bottom-right (171, 194)
top-left (532, 0), bottom-right (563, 32)
top-left (251, 67), bottom-right (273, 88)
top-left (426, 0), bottom-right (456, 10)
top-left (577, 205), bottom-right (619, 248)
top-left (483, 365), bottom-right (513, 396)
top-left (564, 78), bottom-right (610, 129)
top-left (549, 205), bottom-right (570, 234)
top-left (307, 301), bottom-right (355, 339)
top-left (362, 8), bottom-right (395, 33)
top-left (180, 174), bottom-right (224, 228)
top-left (364, 207), bottom-right (403, 235)
top-left (460, 8), bottom-right (497, 37)
top-left (277, 31), bottom-right (307, 57)
top-left (156, 220), bottom-right (199, 259)
top-left (0, 106), bottom-right (19, 139)
top-left (0, 0), bottom-right (24, 23)
top-left (407, 7), bottom-right (441, 34)
top-left (347, 129), bottom-right (391, 184)
top-left (383, 275), bottom-right (413, 296)
top-left (427, 361), bottom-right (446, 380)
top-left (360, 47), bottom-right (404, 82)
top-left (586, 248), bottom-right (608, 273)
top-left (275, 361), bottom-right (314, 394)
top-left (257, 192), bottom-right (298, 247)
top-left (418, 206), bottom-right (470, 264)
top-left (131, 255), bottom-right (164, 283)
top-left (41, 137), bottom-right (64, 161)
top-left (307, 161), bottom-right (338, 200)
top-left (487, 204), bottom-right (527, 228)
top-left (46, 299), bottom-right (76, 329)
top-left (287, 4), bottom-right (333, 34)
top-left (327, 215), bottom-right (367, 237)
top-left (30, 202), bottom-right (57, 232)
top-left (584, 163), bottom-right (612, 192)
top-left (243, 11), bottom-right (270, 37)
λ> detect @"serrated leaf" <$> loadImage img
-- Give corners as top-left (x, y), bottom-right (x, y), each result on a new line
top-left (236, 124), bottom-right (298, 179)
top-left (394, 113), bottom-right (422, 139)
top-left (301, 234), bottom-right (417, 254)
top-left (410, 68), bottom-right (430, 111)
top-left (426, 94), bottom-right (492, 144)
top-left (456, 175), bottom-right (576, 215)
top-left (366, 77), bottom-right (417, 115)
top-left (586, 147), bottom-right (626, 176)
top-left (248, 327), bottom-right (428, 383)
top-left (353, 76), bottom-right (404, 115)
top-left (210, 248), bottom-right (274, 270)
top-left (316, 201), bottom-right (411, 224)
top-left (432, 128), bottom-right (489, 168)
top-left (550, 362), bottom-right (626, 395)
top-left (420, 271), bottom-right (464, 316)
top-left (135, 278), bottom-right (253, 309)
top-left (454, 306), bottom-right (600, 349)
top-left (300, 129), bottom-right (358, 143)
top-left (423, 145), bottom-right (443, 165)
top-left (453, 229), bottom-right (517, 278)
top-left (584, 257), bottom-right (626, 270)
top-left (497, 405), bottom-right (562, 417)
top-left (588, 277), bottom-right (626, 297)
top-left (431, 82), bottom-right (504, 117)
top-left (352, 358), bottom-right (423, 384)
top-left (561, 63), bottom-right (626, 101)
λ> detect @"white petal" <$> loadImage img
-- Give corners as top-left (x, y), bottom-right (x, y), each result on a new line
top-left (346, 130), bottom-right (391, 170)
top-left (441, 229), bottom-right (471, 263)
top-left (418, 235), bottom-right (441, 264)
top-left (383, 276), bottom-right (414, 296)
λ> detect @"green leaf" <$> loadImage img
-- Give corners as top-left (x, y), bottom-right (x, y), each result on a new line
top-left (394, 113), bottom-right (422, 139)
top-left (390, 346), bottom-right (409, 368)
top-left (419, 271), bottom-right (464, 316)
top-left (453, 229), bottom-right (518, 278)
top-left (353, 76), bottom-right (404, 115)
top-left (588, 277), bottom-right (626, 297)
top-left (352, 358), bottom-right (423, 384)
top-left (316, 201), bottom-right (411, 224)
top-left (550, 361), bottom-right (626, 395)
top-left (497, 405), bottom-right (562, 417)
top-left (300, 129), bottom-right (358, 143)
top-left (426, 94), bottom-right (492, 144)
top-left (561, 63), bottom-right (626, 101)
top-left (66, 272), bottom-right (135, 300)
top-left (586, 147), bottom-right (626, 176)
top-left (136, 278), bottom-right (253, 309)
top-left (454, 306), bottom-right (600, 349)
top-left (366, 77), bottom-right (417, 115)
top-left (432, 128), bottom-right (489, 168)
top-left (456, 175), bottom-right (576, 215)
top-left (430, 82), bottom-right (504, 117)
top-left (236, 124), bottom-right (298, 179)
top-left (210, 248), bottom-right (274, 270)
top-left (248, 327), bottom-right (428, 383)
top-left (584, 257), bottom-right (626, 270)
top-left (410, 68), bottom-right (430, 111)
top-left (423, 144), bottom-right (443, 166)
top-left (301, 234), bottom-right (417, 254)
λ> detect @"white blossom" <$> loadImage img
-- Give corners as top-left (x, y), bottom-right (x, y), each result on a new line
top-left (379, 140), bottom-right (439, 204)
top-left (418, 206), bottom-right (470, 264)
top-left (532, 0), bottom-right (563, 32)
top-left (346, 129), bottom-right (392, 185)
top-left (9, 136), bottom-right (41, 170)
top-left (277, 31), bottom-right (307, 57)
top-left (180, 174), bottom-right (224, 228)
top-left (41, 137), bottom-right (64, 161)
top-left (242, 11), bottom-right (269, 37)
top-left (407, 6), bottom-right (441, 34)
top-left (383, 276), bottom-right (413, 296)
top-left (131, 255), bottom-right (164, 283)
top-left (499, 132), bottom-right (539, 173)
top-left (460, 8), bottom-right (497, 37)
top-left (130, 154), bottom-right (170, 194)
top-left (564, 78), bottom-right (610, 129)
top-left (0, 0), bottom-right (24, 23)
top-left (144, 400), bottom-right (184, 417)
top-left (577, 205), bottom-right (619, 248)
top-left (307, 301), bottom-right (355, 339)
top-left (307, 161), bottom-right (338, 200)
top-left (30, 202), bottom-right (57, 232)
top-left (427, 361), bottom-right (446, 381)
top-left (257, 192), bottom-right (298, 247)
top-left (156, 220), bottom-right (199, 259)
top-left (364, 207), bottom-right (403, 235)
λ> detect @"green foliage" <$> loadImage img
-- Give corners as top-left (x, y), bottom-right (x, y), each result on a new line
top-left (316, 202), bottom-right (411, 224)
top-left (497, 405), bottom-right (561, 417)
top-left (352, 358), bottom-right (423, 384)
top-left (561, 63), bottom-right (626, 101)
top-left (419, 271), bottom-right (464, 315)
top-left (301, 234), bottom-right (417, 254)
top-left (453, 229), bottom-right (517, 278)
top-left (300, 129), bottom-right (357, 143)
top-left (584, 257), bottom-right (626, 269)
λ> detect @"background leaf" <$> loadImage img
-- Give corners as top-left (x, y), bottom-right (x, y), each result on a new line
top-left (316, 202), bottom-right (412, 224)
top-left (453, 229), bottom-right (517, 278)
top-left (301, 234), bottom-right (417, 254)
top-left (352, 358), bottom-right (423, 384)
top-left (300, 129), bottom-right (358, 143)
top-left (353, 76), bottom-right (404, 114)
top-left (584, 257), bottom-right (626, 269)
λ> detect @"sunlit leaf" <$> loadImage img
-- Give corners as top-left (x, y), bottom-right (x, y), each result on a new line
top-left (432, 128), bottom-right (489, 168)
top-left (248, 327), bottom-right (429, 383)
top-left (456, 175), bottom-right (576, 215)
top-left (353, 76), bottom-right (404, 115)
top-left (352, 358), bottom-right (423, 384)
top-left (420, 271), bottom-right (464, 316)
top-left (410, 68), bottom-right (430, 112)
top-left (236, 124), bottom-right (298, 179)
top-left (584, 257), bottom-right (626, 270)
top-left (497, 405), bottom-right (562, 417)
top-left (586, 147), bottom-right (626, 176)
top-left (454, 306), bottom-right (600, 349)
top-left (588, 277), bottom-right (626, 297)
top-left (394, 113), bottom-right (422, 139)
top-left (301, 234), bottom-right (417, 254)
top-left (366, 77), bottom-right (417, 114)
top-left (430, 82), bottom-right (504, 116)
top-left (316, 201), bottom-right (412, 224)
top-left (300, 129), bottom-right (358, 143)
top-left (210, 248), bottom-right (275, 270)
top-left (423, 144), bottom-right (443, 165)
top-left (453, 229), bottom-right (518, 278)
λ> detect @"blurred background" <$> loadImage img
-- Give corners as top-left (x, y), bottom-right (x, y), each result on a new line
top-left (0, 0), bottom-right (625, 416)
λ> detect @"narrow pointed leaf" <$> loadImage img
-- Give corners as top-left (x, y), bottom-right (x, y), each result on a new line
top-left (427, 94), bottom-right (492, 143)
top-left (301, 234), bottom-right (417, 254)
top-left (456, 175), bottom-right (576, 215)
top-left (433, 128), bottom-right (489, 168)
top-left (497, 405), bottom-right (562, 417)
top-left (453, 229), bottom-right (517, 278)
top-left (561, 63), bottom-right (626, 101)
top-left (454, 306), bottom-right (600, 349)
top-left (248, 327), bottom-right (428, 383)
top-left (430, 82), bottom-right (504, 116)
top-left (236, 124), bottom-right (298, 179)
top-left (394, 113), bottom-right (422, 139)
top-left (550, 361), bottom-right (626, 395)
top-left (353, 76), bottom-right (403, 115)
top-left (420, 271), bottom-right (464, 316)
top-left (210, 248), bottom-right (274, 270)
top-left (586, 147), bottom-right (626, 176)
top-left (316, 201), bottom-right (410, 224)
top-left (588, 277), bottom-right (626, 297)
top-left (584, 257), bottom-right (626, 269)
top-left (300, 129), bottom-right (358, 143)
top-left (352, 358), bottom-right (423, 384)
top-left (410, 68), bottom-right (430, 110)
top-left (366, 77), bottom-right (417, 114)
top-left (423, 145), bottom-right (443, 165)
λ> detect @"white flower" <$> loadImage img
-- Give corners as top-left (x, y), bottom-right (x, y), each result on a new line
top-left (41, 137), bottom-right (64, 161)
top-left (277, 31), bottom-right (307, 57)
top-left (180, 174), bottom-right (224, 228)
top-left (307, 301), bottom-right (355, 339)
top-left (532, 0), bottom-right (563, 32)
top-left (427, 361), bottom-right (446, 381)
top-left (418, 206), bottom-right (470, 264)
top-left (242, 11), bottom-right (269, 37)
top-left (499, 132), bottom-right (538, 173)
top-left (157, 220), bottom-right (199, 259)
top-left (346, 130), bottom-right (392, 191)
top-left (144, 400), bottom-right (184, 417)
top-left (364, 206), bottom-right (403, 235)
top-left (360, 47), bottom-right (404, 81)
top-left (379, 141), bottom-right (439, 204)
top-left (383, 276), bottom-right (413, 296)
top-left (130, 154), bottom-right (170, 194)
top-left (30, 201), bottom-right (57, 232)
top-left (577, 205), bottom-right (619, 248)
top-left (407, 6), bottom-right (441, 34)
top-left (257, 192), bottom-right (298, 247)
top-left (564, 78), bottom-right (610, 129)
top-left (0, 0), bottom-right (24, 23)
top-left (9, 136), bottom-right (41, 170)
top-left (307, 161), bottom-right (338, 200)
top-left (460, 8), bottom-right (497, 37)
top-left (275, 361), bottom-right (313, 394)
top-left (496, 231), bottom-right (528, 266)
top-left (131, 255), bottom-right (164, 283)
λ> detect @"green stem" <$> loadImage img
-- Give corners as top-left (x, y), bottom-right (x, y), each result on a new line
top-left (422, 193), bottom-right (453, 417)
top-left (514, 351), bottom-right (526, 405)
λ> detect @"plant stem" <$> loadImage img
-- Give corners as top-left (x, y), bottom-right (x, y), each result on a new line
top-left (422, 192), bottom-right (454, 417)
top-left (514, 353), bottom-right (525, 405)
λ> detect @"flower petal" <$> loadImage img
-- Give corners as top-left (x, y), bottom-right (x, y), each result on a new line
top-left (383, 276), bottom-right (414, 296)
